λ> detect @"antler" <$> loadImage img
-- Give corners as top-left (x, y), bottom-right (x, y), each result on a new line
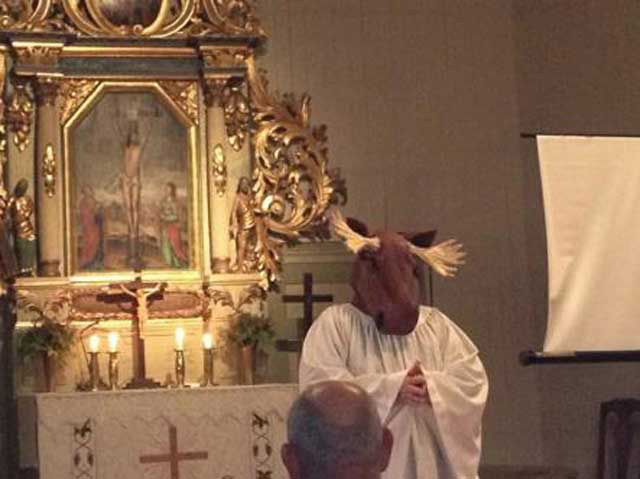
top-left (408, 239), bottom-right (466, 277)
top-left (328, 210), bottom-right (380, 254)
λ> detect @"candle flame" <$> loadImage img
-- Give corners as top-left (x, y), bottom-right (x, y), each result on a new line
top-left (108, 332), bottom-right (119, 352)
top-left (202, 332), bottom-right (214, 350)
top-left (175, 327), bottom-right (185, 350)
top-left (89, 334), bottom-right (100, 353)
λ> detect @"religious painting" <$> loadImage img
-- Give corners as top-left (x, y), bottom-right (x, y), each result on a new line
top-left (65, 84), bottom-right (198, 276)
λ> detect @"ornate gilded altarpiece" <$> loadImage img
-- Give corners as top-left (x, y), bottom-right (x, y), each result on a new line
top-left (0, 0), bottom-right (345, 388)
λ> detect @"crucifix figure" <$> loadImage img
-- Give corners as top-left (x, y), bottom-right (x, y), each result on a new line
top-left (98, 273), bottom-right (166, 389)
top-left (276, 273), bottom-right (333, 353)
top-left (114, 99), bottom-right (160, 269)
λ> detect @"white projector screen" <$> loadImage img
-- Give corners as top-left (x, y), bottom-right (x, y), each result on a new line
top-left (538, 135), bottom-right (640, 352)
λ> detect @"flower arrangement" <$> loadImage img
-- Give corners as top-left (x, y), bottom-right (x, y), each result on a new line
top-left (226, 312), bottom-right (275, 352)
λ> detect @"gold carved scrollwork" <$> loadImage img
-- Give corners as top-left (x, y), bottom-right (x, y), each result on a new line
top-left (158, 81), bottom-right (199, 125)
top-left (211, 144), bottom-right (227, 197)
top-left (222, 78), bottom-right (249, 152)
top-left (245, 58), bottom-right (347, 286)
top-left (0, 0), bottom-right (71, 33)
top-left (59, 79), bottom-right (101, 125)
top-left (5, 78), bottom-right (34, 153)
top-left (42, 143), bottom-right (56, 197)
top-left (1, 0), bottom-right (265, 38)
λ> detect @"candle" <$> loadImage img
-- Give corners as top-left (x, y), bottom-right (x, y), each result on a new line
top-left (202, 332), bottom-right (214, 350)
top-left (108, 332), bottom-right (119, 353)
top-left (175, 327), bottom-right (185, 351)
top-left (89, 334), bottom-right (100, 353)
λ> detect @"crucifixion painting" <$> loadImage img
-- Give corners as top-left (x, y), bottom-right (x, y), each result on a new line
top-left (70, 89), bottom-right (193, 273)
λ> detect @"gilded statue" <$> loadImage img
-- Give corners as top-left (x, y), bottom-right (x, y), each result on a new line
top-left (229, 177), bottom-right (256, 273)
top-left (9, 179), bottom-right (36, 276)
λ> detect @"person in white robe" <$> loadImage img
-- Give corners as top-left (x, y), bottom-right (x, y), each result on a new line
top-left (299, 211), bottom-right (488, 479)
top-left (300, 303), bottom-right (487, 479)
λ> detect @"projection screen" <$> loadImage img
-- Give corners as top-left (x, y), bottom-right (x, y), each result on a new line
top-left (537, 135), bottom-right (640, 352)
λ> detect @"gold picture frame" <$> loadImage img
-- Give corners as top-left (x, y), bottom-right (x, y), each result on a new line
top-left (62, 81), bottom-right (203, 283)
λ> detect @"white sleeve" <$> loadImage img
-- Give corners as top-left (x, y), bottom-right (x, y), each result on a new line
top-left (424, 312), bottom-right (489, 479)
top-left (299, 307), bottom-right (407, 423)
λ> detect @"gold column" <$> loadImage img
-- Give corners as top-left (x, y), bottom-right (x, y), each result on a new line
top-left (204, 78), bottom-right (231, 273)
top-left (34, 77), bottom-right (62, 277)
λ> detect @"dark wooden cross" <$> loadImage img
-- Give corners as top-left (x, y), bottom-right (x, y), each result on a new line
top-left (276, 273), bottom-right (333, 353)
top-left (139, 424), bottom-right (208, 479)
top-left (97, 273), bottom-right (166, 389)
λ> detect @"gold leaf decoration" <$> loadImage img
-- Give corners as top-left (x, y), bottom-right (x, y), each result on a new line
top-left (246, 57), bottom-right (347, 286)
top-left (158, 80), bottom-right (199, 125)
top-left (222, 79), bottom-right (249, 152)
top-left (5, 78), bottom-right (34, 153)
top-left (0, 0), bottom-right (265, 38)
top-left (59, 79), bottom-right (101, 125)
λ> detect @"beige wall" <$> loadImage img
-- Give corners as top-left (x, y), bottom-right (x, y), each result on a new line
top-left (259, 0), bottom-right (544, 467)
top-left (515, 1), bottom-right (640, 478)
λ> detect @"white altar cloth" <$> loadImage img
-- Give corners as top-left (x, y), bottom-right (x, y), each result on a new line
top-left (20, 384), bottom-right (297, 479)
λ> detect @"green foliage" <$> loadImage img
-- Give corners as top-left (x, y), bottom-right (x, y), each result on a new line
top-left (16, 319), bottom-right (76, 366)
top-left (226, 313), bottom-right (275, 351)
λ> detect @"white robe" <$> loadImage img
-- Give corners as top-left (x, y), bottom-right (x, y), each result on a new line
top-left (299, 304), bottom-right (488, 479)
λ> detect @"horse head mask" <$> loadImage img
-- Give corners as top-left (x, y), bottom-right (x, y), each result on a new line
top-left (330, 211), bottom-right (466, 335)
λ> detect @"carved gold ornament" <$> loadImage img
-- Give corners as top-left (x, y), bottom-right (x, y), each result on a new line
top-left (158, 80), bottom-right (199, 125)
top-left (59, 79), bottom-right (101, 125)
top-left (42, 143), bottom-right (56, 197)
top-left (201, 46), bottom-right (250, 69)
top-left (5, 78), bottom-right (34, 153)
top-left (211, 144), bottom-right (227, 197)
top-left (246, 57), bottom-right (346, 286)
top-left (222, 79), bottom-right (249, 152)
top-left (12, 43), bottom-right (63, 68)
top-left (0, 0), bottom-right (265, 38)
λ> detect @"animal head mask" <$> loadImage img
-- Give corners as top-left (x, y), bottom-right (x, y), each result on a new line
top-left (329, 210), bottom-right (465, 335)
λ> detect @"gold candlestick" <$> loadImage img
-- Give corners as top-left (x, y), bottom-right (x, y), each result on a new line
top-left (201, 348), bottom-right (215, 387)
top-left (89, 352), bottom-right (101, 391)
top-left (175, 349), bottom-right (186, 388)
top-left (108, 352), bottom-right (119, 390)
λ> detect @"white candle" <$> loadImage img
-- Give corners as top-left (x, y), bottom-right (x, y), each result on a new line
top-left (175, 328), bottom-right (185, 351)
top-left (89, 334), bottom-right (100, 353)
top-left (202, 332), bottom-right (214, 350)
top-left (108, 332), bottom-right (119, 353)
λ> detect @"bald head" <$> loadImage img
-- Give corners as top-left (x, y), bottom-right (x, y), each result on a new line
top-left (282, 381), bottom-right (392, 479)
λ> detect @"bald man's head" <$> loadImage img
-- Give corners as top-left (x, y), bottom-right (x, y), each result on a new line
top-left (282, 381), bottom-right (393, 479)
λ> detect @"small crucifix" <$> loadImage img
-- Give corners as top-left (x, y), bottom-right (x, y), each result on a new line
top-left (98, 272), bottom-right (167, 389)
top-left (276, 273), bottom-right (333, 353)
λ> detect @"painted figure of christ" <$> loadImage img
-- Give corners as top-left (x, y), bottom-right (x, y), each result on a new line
top-left (121, 125), bottom-right (142, 267)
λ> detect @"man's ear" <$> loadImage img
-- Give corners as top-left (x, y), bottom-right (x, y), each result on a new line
top-left (379, 427), bottom-right (394, 472)
top-left (281, 443), bottom-right (301, 479)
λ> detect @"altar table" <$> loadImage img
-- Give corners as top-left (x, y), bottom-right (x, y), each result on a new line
top-left (19, 384), bottom-right (298, 479)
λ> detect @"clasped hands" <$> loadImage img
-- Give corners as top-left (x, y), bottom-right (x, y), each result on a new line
top-left (399, 361), bottom-right (431, 405)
